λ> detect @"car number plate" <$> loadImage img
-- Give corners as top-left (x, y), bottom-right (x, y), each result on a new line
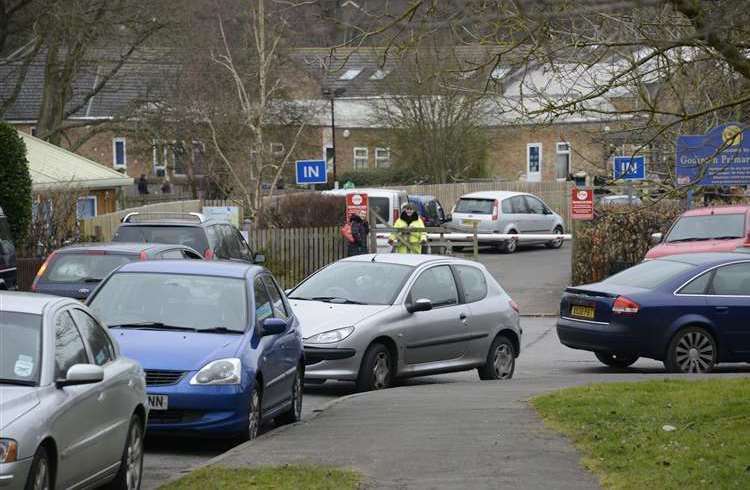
top-left (147, 395), bottom-right (168, 411)
top-left (462, 219), bottom-right (480, 226)
top-left (571, 305), bottom-right (595, 319)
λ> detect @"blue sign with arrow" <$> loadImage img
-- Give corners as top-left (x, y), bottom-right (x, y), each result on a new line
top-left (613, 155), bottom-right (646, 181)
top-left (676, 123), bottom-right (750, 186)
top-left (295, 160), bottom-right (327, 185)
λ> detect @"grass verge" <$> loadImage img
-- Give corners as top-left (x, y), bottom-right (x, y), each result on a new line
top-left (159, 464), bottom-right (360, 490)
top-left (532, 378), bottom-right (750, 490)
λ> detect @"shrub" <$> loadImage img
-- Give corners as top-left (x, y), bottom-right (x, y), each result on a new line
top-left (258, 193), bottom-right (345, 228)
top-left (0, 123), bottom-right (33, 247)
top-left (572, 202), bottom-right (683, 285)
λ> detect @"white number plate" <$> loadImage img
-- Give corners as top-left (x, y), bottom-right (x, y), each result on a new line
top-left (147, 395), bottom-right (168, 411)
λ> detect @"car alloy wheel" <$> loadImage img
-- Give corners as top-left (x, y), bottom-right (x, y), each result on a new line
top-left (30, 450), bottom-right (50, 490)
top-left (673, 330), bottom-right (715, 373)
top-left (503, 233), bottom-right (518, 254)
top-left (125, 422), bottom-right (144, 490)
top-left (248, 390), bottom-right (261, 440)
top-left (277, 370), bottom-right (303, 425)
top-left (372, 352), bottom-right (391, 390)
top-left (493, 344), bottom-right (514, 379)
top-left (547, 227), bottom-right (564, 249)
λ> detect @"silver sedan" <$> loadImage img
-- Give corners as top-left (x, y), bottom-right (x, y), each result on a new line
top-left (288, 254), bottom-right (522, 392)
top-left (0, 292), bottom-right (148, 490)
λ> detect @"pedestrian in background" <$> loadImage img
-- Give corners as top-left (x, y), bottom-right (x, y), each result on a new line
top-left (161, 177), bottom-right (172, 194)
top-left (137, 174), bottom-right (149, 195)
top-left (345, 213), bottom-right (369, 256)
top-left (389, 203), bottom-right (426, 253)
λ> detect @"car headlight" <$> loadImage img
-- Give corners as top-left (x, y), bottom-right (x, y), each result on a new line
top-left (0, 439), bottom-right (18, 463)
top-left (305, 326), bottom-right (355, 344)
top-left (190, 358), bottom-right (241, 385)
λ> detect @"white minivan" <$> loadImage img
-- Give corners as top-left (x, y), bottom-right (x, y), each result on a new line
top-left (447, 191), bottom-right (565, 253)
top-left (323, 188), bottom-right (409, 252)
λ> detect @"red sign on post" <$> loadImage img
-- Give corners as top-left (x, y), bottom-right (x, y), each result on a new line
top-left (571, 188), bottom-right (594, 220)
top-left (346, 192), bottom-right (369, 221)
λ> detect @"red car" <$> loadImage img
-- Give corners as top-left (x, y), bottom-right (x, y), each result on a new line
top-left (646, 206), bottom-right (750, 259)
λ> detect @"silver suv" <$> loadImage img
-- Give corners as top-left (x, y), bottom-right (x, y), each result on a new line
top-left (447, 191), bottom-right (565, 253)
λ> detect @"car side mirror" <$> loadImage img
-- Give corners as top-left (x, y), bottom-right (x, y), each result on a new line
top-left (444, 215), bottom-right (452, 223)
top-left (259, 317), bottom-right (286, 336)
top-left (651, 232), bottom-right (663, 245)
top-left (253, 254), bottom-right (266, 265)
top-left (57, 364), bottom-right (104, 388)
top-left (407, 298), bottom-right (433, 314)
top-left (284, 288), bottom-right (293, 295)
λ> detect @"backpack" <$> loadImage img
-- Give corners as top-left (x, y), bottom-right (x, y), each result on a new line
top-left (340, 223), bottom-right (356, 243)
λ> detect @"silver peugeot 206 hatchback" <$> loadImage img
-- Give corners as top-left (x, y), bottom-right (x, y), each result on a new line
top-left (288, 254), bottom-right (522, 392)
top-left (0, 292), bottom-right (148, 490)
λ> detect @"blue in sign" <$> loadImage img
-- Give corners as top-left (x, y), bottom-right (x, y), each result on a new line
top-left (613, 156), bottom-right (646, 180)
top-left (676, 123), bottom-right (750, 186)
top-left (295, 160), bottom-right (327, 185)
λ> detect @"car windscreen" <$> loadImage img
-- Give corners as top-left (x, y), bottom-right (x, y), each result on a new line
top-left (602, 260), bottom-right (694, 289)
top-left (0, 312), bottom-right (42, 386)
top-left (454, 198), bottom-right (494, 214)
top-left (289, 262), bottom-right (414, 305)
top-left (89, 272), bottom-right (247, 332)
top-left (666, 214), bottom-right (746, 242)
top-left (113, 225), bottom-right (209, 253)
top-left (43, 253), bottom-right (135, 283)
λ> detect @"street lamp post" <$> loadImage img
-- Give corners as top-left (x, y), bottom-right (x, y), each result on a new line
top-left (322, 87), bottom-right (346, 185)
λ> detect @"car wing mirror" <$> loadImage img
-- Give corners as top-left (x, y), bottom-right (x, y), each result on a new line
top-left (259, 317), bottom-right (286, 336)
top-left (253, 254), bottom-right (266, 265)
top-left (650, 232), bottom-right (663, 245)
top-left (406, 298), bottom-right (433, 314)
top-left (57, 364), bottom-right (104, 388)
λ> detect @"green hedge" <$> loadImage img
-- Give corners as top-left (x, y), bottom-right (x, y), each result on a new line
top-left (572, 203), bottom-right (683, 285)
top-left (0, 123), bottom-right (32, 247)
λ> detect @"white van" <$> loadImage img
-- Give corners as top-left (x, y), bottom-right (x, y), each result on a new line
top-left (323, 188), bottom-right (409, 252)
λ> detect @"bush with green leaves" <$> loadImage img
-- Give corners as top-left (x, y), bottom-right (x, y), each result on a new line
top-left (0, 123), bottom-right (33, 247)
top-left (572, 203), bottom-right (683, 285)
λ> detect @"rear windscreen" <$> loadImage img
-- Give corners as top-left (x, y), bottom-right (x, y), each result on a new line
top-left (369, 197), bottom-right (391, 224)
top-left (455, 198), bottom-right (494, 214)
top-left (113, 225), bottom-right (209, 252)
top-left (45, 254), bottom-right (135, 282)
top-left (666, 214), bottom-right (746, 242)
top-left (603, 260), bottom-right (694, 289)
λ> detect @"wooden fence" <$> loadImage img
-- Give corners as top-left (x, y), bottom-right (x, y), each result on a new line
top-left (249, 226), bottom-right (346, 288)
top-left (391, 181), bottom-right (573, 224)
top-left (16, 258), bottom-right (45, 291)
top-left (79, 200), bottom-right (202, 242)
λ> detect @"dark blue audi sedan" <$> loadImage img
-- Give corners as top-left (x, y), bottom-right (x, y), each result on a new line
top-left (86, 260), bottom-right (303, 439)
top-left (557, 253), bottom-right (750, 373)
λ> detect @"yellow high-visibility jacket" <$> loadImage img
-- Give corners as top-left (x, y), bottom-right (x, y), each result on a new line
top-left (389, 217), bottom-right (427, 253)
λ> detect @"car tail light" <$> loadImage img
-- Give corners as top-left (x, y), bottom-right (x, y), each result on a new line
top-left (509, 299), bottom-right (519, 313)
top-left (31, 252), bottom-right (57, 291)
top-left (139, 251), bottom-right (148, 260)
top-left (492, 199), bottom-right (500, 220)
top-left (393, 209), bottom-right (399, 223)
top-left (204, 248), bottom-right (215, 260)
top-left (612, 296), bottom-right (639, 315)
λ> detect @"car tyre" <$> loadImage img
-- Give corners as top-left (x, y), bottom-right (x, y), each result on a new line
top-left (104, 414), bottom-right (144, 490)
top-left (664, 327), bottom-right (717, 373)
top-left (500, 232), bottom-right (518, 254)
top-left (24, 446), bottom-right (51, 490)
top-left (594, 351), bottom-right (639, 368)
top-left (478, 335), bottom-right (515, 380)
top-left (356, 343), bottom-right (393, 392)
top-left (241, 386), bottom-right (263, 441)
top-left (276, 367), bottom-right (303, 425)
top-left (546, 226), bottom-right (564, 249)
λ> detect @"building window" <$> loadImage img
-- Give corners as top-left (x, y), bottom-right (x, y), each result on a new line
top-left (375, 147), bottom-right (391, 168)
top-left (152, 140), bottom-right (167, 177)
top-left (192, 141), bottom-right (206, 176)
top-left (370, 69), bottom-right (389, 80)
top-left (76, 196), bottom-right (97, 219)
top-left (172, 142), bottom-right (186, 176)
top-left (556, 142), bottom-right (571, 181)
top-left (353, 147), bottom-right (368, 169)
top-left (526, 143), bottom-right (542, 182)
top-left (339, 68), bottom-right (362, 80)
top-left (112, 137), bottom-right (127, 169)
top-left (31, 127), bottom-right (37, 137)
top-left (270, 142), bottom-right (285, 157)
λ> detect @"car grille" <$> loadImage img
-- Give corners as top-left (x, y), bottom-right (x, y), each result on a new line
top-left (145, 369), bottom-right (186, 386)
top-left (148, 410), bottom-right (203, 425)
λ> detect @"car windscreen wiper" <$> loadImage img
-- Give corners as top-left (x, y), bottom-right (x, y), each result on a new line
top-left (109, 322), bottom-right (197, 332)
top-left (0, 378), bottom-right (36, 386)
top-left (712, 236), bottom-right (744, 240)
top-left (310, 296), bottom-right (365, 305)
top-left (200, 326), bottom-right (244, 334)
top-left (667, 237), bottom-right (711, 243)
top-left (81, 277), bottom-right (102, 283)
top-left (287, 296), bottom-right (309, 300)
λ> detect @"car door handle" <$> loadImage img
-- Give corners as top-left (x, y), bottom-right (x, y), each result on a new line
top-left (714, 306), bottom-right (729, 314)
top-left (459, 313), bottom-right (467, 320)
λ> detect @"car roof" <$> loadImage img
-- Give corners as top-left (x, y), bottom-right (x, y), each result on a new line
top-left (118, 220), bottom-right (218, 227)
top-left (340, 253), bottom-right (484, 268)
top-left (0, 291), bottom-right (71, 314)
top-left (114, 259), bottom-right (261, 278)
top-left (54, 242), bottom-right (194, 254)
top-left (458, 191), bottom-right (526, 200)
top-left (681, 205), bottom-right (750, 217)
top-left (655, 252), bottom-right (750, 266)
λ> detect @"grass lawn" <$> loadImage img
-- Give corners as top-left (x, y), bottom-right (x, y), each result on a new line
top-left (533, 378), bottom-right (750, 490)
top-left (159, 465), bottom-right (360, 490)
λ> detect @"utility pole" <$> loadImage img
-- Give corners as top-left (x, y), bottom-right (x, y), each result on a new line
top-left (322, 87), bottom-right (346, 186)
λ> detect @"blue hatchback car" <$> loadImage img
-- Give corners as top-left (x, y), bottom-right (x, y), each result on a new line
top-left (86, 260), bottom-right (304, 439)
top-left (558, 253), bottom-right (750, 373)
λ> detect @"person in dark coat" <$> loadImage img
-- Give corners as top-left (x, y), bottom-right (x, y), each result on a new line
top-left (347, 213), bottom-right (370, 256)
top-left (137, 174), bottom-right (149, 195)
